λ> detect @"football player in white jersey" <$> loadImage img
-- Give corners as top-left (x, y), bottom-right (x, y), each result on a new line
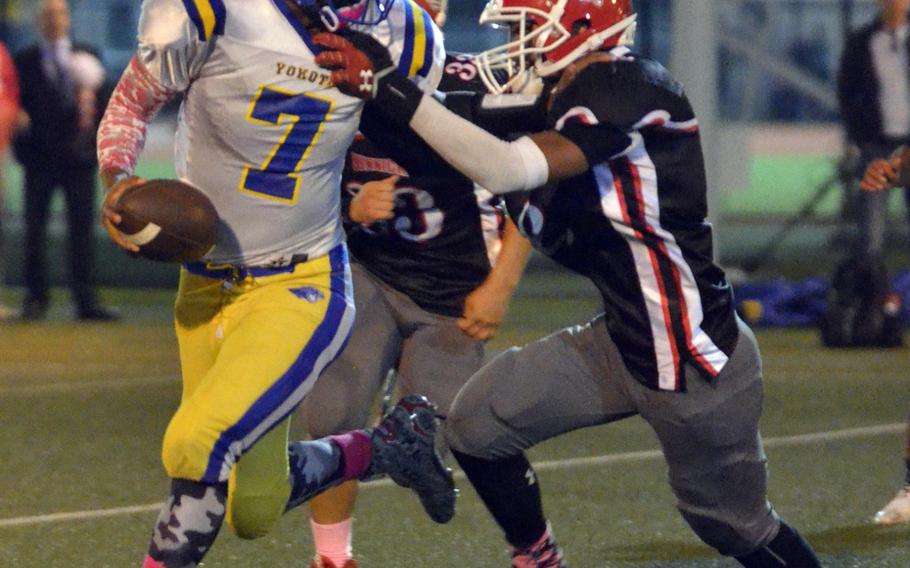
top-left (96, 1), bottom-right (451, 566)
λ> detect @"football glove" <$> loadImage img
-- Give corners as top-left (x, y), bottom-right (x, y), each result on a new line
top-left (314, 29), bottom-right (426, 130)
top-left (313, 30), bottom-right (397, 99)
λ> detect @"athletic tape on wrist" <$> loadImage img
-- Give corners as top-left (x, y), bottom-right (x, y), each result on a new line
top-left (373, 70), bottom-right (424, 130)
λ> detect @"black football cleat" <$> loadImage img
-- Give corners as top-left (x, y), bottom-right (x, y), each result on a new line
top-left (20, 296), bottom-right (48, 320)
top-left (362, 394), bottom-right (456, 524)
top-left (77, 305), bottom-right (121, 322)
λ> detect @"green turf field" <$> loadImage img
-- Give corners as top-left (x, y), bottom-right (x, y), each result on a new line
top-left (1, 272), bottom-right (909, 567)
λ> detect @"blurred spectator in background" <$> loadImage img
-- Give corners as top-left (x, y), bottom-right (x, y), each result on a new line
top-left (12, 0), bottom-right (117, 321)
top-left (838, 0), bottom-right (910, 259)
top-left (0, 39), bottom-right (19, 320)
top-left (823, 0), bottom-right (909, 349)
top-left (846, 0), bottom-right (910, 526)
top-left (860, 149), bottom-right (910, 525)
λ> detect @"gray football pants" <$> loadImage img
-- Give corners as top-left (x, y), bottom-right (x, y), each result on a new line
top-left (302, 261), bottom-right (485, 437)
top-left (856, 140), bottom-right (910, 257)
top-left (446, 315), bottom-right (780, 557)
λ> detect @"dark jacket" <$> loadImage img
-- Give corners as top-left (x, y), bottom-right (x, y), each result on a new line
top-left (838, 17), bottom-right (910, 144)
top-left (838, 17), bottom-right (910, 145)
top-left (12, 43), bottom-right (104, 170)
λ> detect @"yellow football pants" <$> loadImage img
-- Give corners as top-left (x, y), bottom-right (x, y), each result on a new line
top-left (161, 245), bottom-right (354, 538)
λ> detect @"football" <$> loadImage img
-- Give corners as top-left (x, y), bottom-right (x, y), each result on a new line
top-left (114, 179), bottom-right (218, 263)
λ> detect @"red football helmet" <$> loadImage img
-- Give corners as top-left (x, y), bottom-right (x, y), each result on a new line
top-left (414, 0), bottom-right (448, 27)
top-left (475, 0), bottom-right (637, 94)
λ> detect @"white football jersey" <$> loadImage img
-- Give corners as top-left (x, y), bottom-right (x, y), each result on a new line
top-left (137, 0), bottom-right (444, 266)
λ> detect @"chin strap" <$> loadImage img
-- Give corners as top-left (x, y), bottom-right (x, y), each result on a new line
top-left (292, 0), bottom-right (341, 31)
top-left (320, 5), bottom-right (342, 31)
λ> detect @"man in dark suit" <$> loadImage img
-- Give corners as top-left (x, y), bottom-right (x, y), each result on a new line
top-left (840, 0), bottom-right (910, 526)
top-left (838, 0), bottom-right (910, 259)
top-left (13, 0), bottom-right (117, 320)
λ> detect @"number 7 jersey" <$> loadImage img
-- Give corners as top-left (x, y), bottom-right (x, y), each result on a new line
top-left (137, 0), bottom-right (444, 266)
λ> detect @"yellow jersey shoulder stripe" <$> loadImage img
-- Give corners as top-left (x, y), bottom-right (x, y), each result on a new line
top-left (181, 0), bottom-right (226, 42)
top-left (397, 0), bottom-right (437, 79)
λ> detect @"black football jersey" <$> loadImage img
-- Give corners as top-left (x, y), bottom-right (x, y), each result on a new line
top-left (343, 54), bottom-right (505, 318)
top-left (513, 47), bottom-right (739, 392)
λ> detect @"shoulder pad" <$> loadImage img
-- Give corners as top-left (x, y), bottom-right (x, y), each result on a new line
top-left (376, 0), bottom-right (446, 93)
top-left (138, 0), bottom-right (221, 91)
top-left (549, 56), bottom-right (693, 132)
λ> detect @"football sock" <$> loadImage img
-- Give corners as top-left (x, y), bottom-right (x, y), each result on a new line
top-left (145, 479), bottom-right (227, 568)
top-left (311, 517), bottom-right (354, 566)
top-left (286, 434), bottom-right (370, 512)
top-left (328, 431), bottom-right (373, 480)
top-left (451, 449), bottom-right (547, 548)
top-left (734, 521), bottom-right (821, 567)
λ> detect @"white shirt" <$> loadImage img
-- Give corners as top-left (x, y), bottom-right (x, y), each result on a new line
top-left (871, 24), bottom-right (910, 138)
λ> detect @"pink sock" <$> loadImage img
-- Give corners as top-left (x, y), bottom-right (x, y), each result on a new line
top-left (311, 517), bottom-right (353, 566)
top-left (328, 431), bottom-right (372, 480)
top-left (142, 555), bottom-right (166, 568)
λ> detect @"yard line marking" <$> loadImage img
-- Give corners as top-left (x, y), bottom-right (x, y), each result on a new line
top-left (0, 504), bottom-right (165, 527)
top-left (0, 375), bottom-right (178, 395)
top-left (525, 422), bottom-right (907, 471)
top-left (0, 422), bottom-right (904, 529)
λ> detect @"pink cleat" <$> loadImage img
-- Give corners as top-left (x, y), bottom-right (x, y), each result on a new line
top-left (310, 555), bottom-right (358, 568)
top-left (510, 525), bottom-right (568, 568)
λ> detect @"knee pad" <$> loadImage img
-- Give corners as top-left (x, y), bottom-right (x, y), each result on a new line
top-left (445, 399), bottom-right (493, 458)
top-left (446, 396), bottom-right (522, 460)
top-left (225, 469), bottom-right (290, 540)
top-left (161, 415), bottom-right (219, 482)
top-left (226, 491), bottom-right (285, 540)
top-left (445, 347), bottom-right (532, 460)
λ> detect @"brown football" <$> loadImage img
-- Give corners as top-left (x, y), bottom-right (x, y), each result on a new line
top-left (113, 179), bottom-right (218, 263)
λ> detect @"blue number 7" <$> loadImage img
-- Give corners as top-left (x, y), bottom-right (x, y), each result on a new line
top-left (239, 85), bottom-right (334, 203)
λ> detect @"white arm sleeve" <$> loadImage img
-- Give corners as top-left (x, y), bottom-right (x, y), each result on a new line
top-left (409, 94), bottom-right (550, 194)
top-left (137, 0), bottom-right (216, 92)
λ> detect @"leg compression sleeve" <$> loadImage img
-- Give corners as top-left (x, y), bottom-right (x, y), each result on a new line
top-left (285, 437), bottom-right (357, 512)
top-left (146, 479), bottom-right (227, 568)
top-left (452, 449), bottom-right (548, 548)
top-left (734, 521), bottom-right (821, 568)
